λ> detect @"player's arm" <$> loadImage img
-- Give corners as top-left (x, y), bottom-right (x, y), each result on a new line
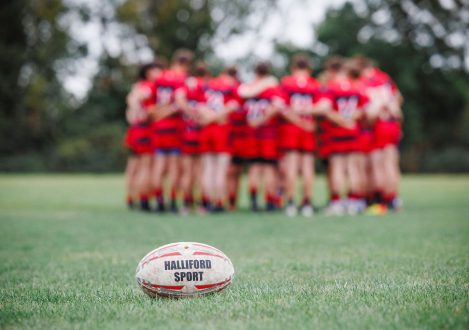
top-left (195, 105), bottom-right (218, 126)
top-left (126, 83), bottom-right (153, 110)
top-left (211, 100), bottom-right (240, 123)
top-left (248, 106), bottom-right (275, 127)
top-left (387, 89), bottom-right (404, 121)
top-left (147, 103), bottom-right (178, 121)
top-left (248, 97), bottom-right (283, 127)
top-left (278, 106), bottom-right (315, 132)
top-left (125, 84), bottom-right (152, 124)
top-left (300, 98), bottom-right (332, 117)
top-left (323, 110), bottom-right (354, 128)
top-left (174, 88), bottom-right (191, 115)
top-left (238, 77), bottom-right (277, 98)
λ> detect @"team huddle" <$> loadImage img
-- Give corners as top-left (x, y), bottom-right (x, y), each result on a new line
top-left (124, 49), bottom-right (403, 217)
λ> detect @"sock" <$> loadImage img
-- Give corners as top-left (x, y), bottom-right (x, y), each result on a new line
top-left (302, 197), bottom-right (311, 206)
top-left (330, 193), bottom-right (340, 202)
top-left (154, 188), bottom-right (163, 202)
top-left (275, 193), bottom-right (283, 208)
top-left (373, 190), bottom-right (384, 204)
top-left (228, 192), bottom-right (236, 209)
top-left (250, 187), bottom-right (258, 208)
top-left (139, 193), bottom-right (149, 203)
top-left (184, 193), bottom-right (193, 207)
top-left (384, 192), bottom-right (396, 204)
top-left (348, 192), bottom-right (359, 200)
top-left (202, 194), bottom-right (211, 209)
top-left (170, 188), bottom-right (177, 203)
top-left (250, 187), bottom-right (257, 200)
top-left (266, 193), bottom-right (276, 210)
top-left (127, 195), bottom-right (134, 207)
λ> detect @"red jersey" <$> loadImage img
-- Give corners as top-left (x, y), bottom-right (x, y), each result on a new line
top-left (151, 69), bottom-right (187, 150)
top-left (244, 87), bottom-right (284, 132)
top-left (320, 78), bottom-right (369, 140)
top-left (280, 75), bottom-right (328, 120)
top-left (242, 86), bottom-right (285, 160)
top-left (154, 69), bottom-right (187, 105)
top-left (278, 75), bottom-right (328, 153)
top-left (177, 77), bottom-right (207, 155)
top-left (138, 80), bottom-right (157, 110)
top-left (360, 68), bottom-right (399, 108)
top-left (124, 80), bottom-right (155, 154)
top-left (361, 68), bottom-right (396, 89)
top-left (204, 75), bottom-right (240, 115)
top-left (178, 76), bottom-right (207, 124)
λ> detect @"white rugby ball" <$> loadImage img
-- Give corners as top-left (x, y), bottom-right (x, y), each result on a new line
top-left (136, 242), bottom-right (234, 298)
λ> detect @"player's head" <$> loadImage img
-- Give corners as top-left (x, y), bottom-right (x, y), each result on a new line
top-left (291, 54), bottom-right (312, 73)
top-left (352, 55), bottom-right (374, 71)
top-left (324, 55), bottom-right (345, 73)
top-left (171, 48), bottom-right (194, 70)
top-left (254, 61), bottom-right (271, 77)
top-left (192, 60), bottom-right (210, 77)
top-left (344, 59), bottom-right (362, 80)
top-left (139, 61), bottom-right (163, 81)
top-left (224, 65), bottom-right (239, 80)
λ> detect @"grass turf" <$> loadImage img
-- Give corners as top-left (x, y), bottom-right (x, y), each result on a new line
top-left (0, 174), bottom-right (468, 329)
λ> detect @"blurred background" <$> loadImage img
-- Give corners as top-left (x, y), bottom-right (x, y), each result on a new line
top-left (1, 0), bottom-right (468, 173)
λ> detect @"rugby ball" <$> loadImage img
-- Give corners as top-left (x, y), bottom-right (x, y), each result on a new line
top-left (136, 242), bottom-right (234, 298)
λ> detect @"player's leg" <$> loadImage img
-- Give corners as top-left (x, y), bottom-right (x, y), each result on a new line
top-left (248, 162), bottom-right (261, 211)
top-left (345, 153), bottom-right (365, 215)
top-left (369, 149), bottom-right (386, 206)
top-left (325, 154), bottom-right (346, 215)
top-left (213, 153), bottom-right (231, 212)
top-left (201, 153), bottom-right (215, 212)
top-left (227, 162), bottom-right (242, 211)
top-left (180, 154), bottom-right (194, 215)
top-left (125, 154), bottom-right (140, 209)
top-left (136, 154), bottom-right (152, 211)
top-left (263, 162), bottom-right (278, 211)
top-left (383, 145), bottom-right (401, 210)
top-left (166, 152), bottom-right (180, 213)
top-left (283, 151), bottom-right (299, 216)
top-left (357, 152), bottom-right (369, 209)
top-left (151, 152), bottom-right (167, 212)
top-left (364, 152), bottom-right (375, 206)
top-left (300, 153), bottom-right (315, 217)
top-left (192, 156), bottom-right (202, 208)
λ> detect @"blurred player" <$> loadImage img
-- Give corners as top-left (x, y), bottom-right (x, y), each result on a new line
top-left (175, 61), bottom-right (210, 215)
top-left (199, 67), bottom-right (240, 212)
top-left (124, 61), bottom-right (162, 211)
top-left (150, 49), bottom-right (193, 213)
top-left (279, 54), bottom-right (330, 217)
top-left (319, 60), bottom-right (369, 215)
top-left (318, 56), bottom-right (346, 202)
top-left (357, 56), bottom-right (403, 213)
top-left (223, 66), bottom-right (247, 211)
top-left (239, 62), bottom-right (285, 211)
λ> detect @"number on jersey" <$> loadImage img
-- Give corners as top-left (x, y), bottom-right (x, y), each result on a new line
top-left (337, 96), bottom-right (358, 119)
top-left (205, 90), bottom-right (225, 112)
top-left (246, 99), bottom-right (270, 121)
top-left (290, 93), bottom-right (312, 112)
top-left (156, 87), bottom-right (173, 105)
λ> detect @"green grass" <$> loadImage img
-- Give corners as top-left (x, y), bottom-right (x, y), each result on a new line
top-left (0, 174), bottom-right (468, 329)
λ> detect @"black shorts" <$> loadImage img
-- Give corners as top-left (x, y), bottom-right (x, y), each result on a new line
top-left (248, 157), bottom-right (278, 166)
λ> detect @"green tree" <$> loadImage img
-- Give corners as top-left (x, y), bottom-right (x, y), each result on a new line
top-left (314, 1), bottom-right (469, 171)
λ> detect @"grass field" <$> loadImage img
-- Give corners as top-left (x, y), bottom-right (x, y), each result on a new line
top-left (0, 174), bottom-right (468, 329)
